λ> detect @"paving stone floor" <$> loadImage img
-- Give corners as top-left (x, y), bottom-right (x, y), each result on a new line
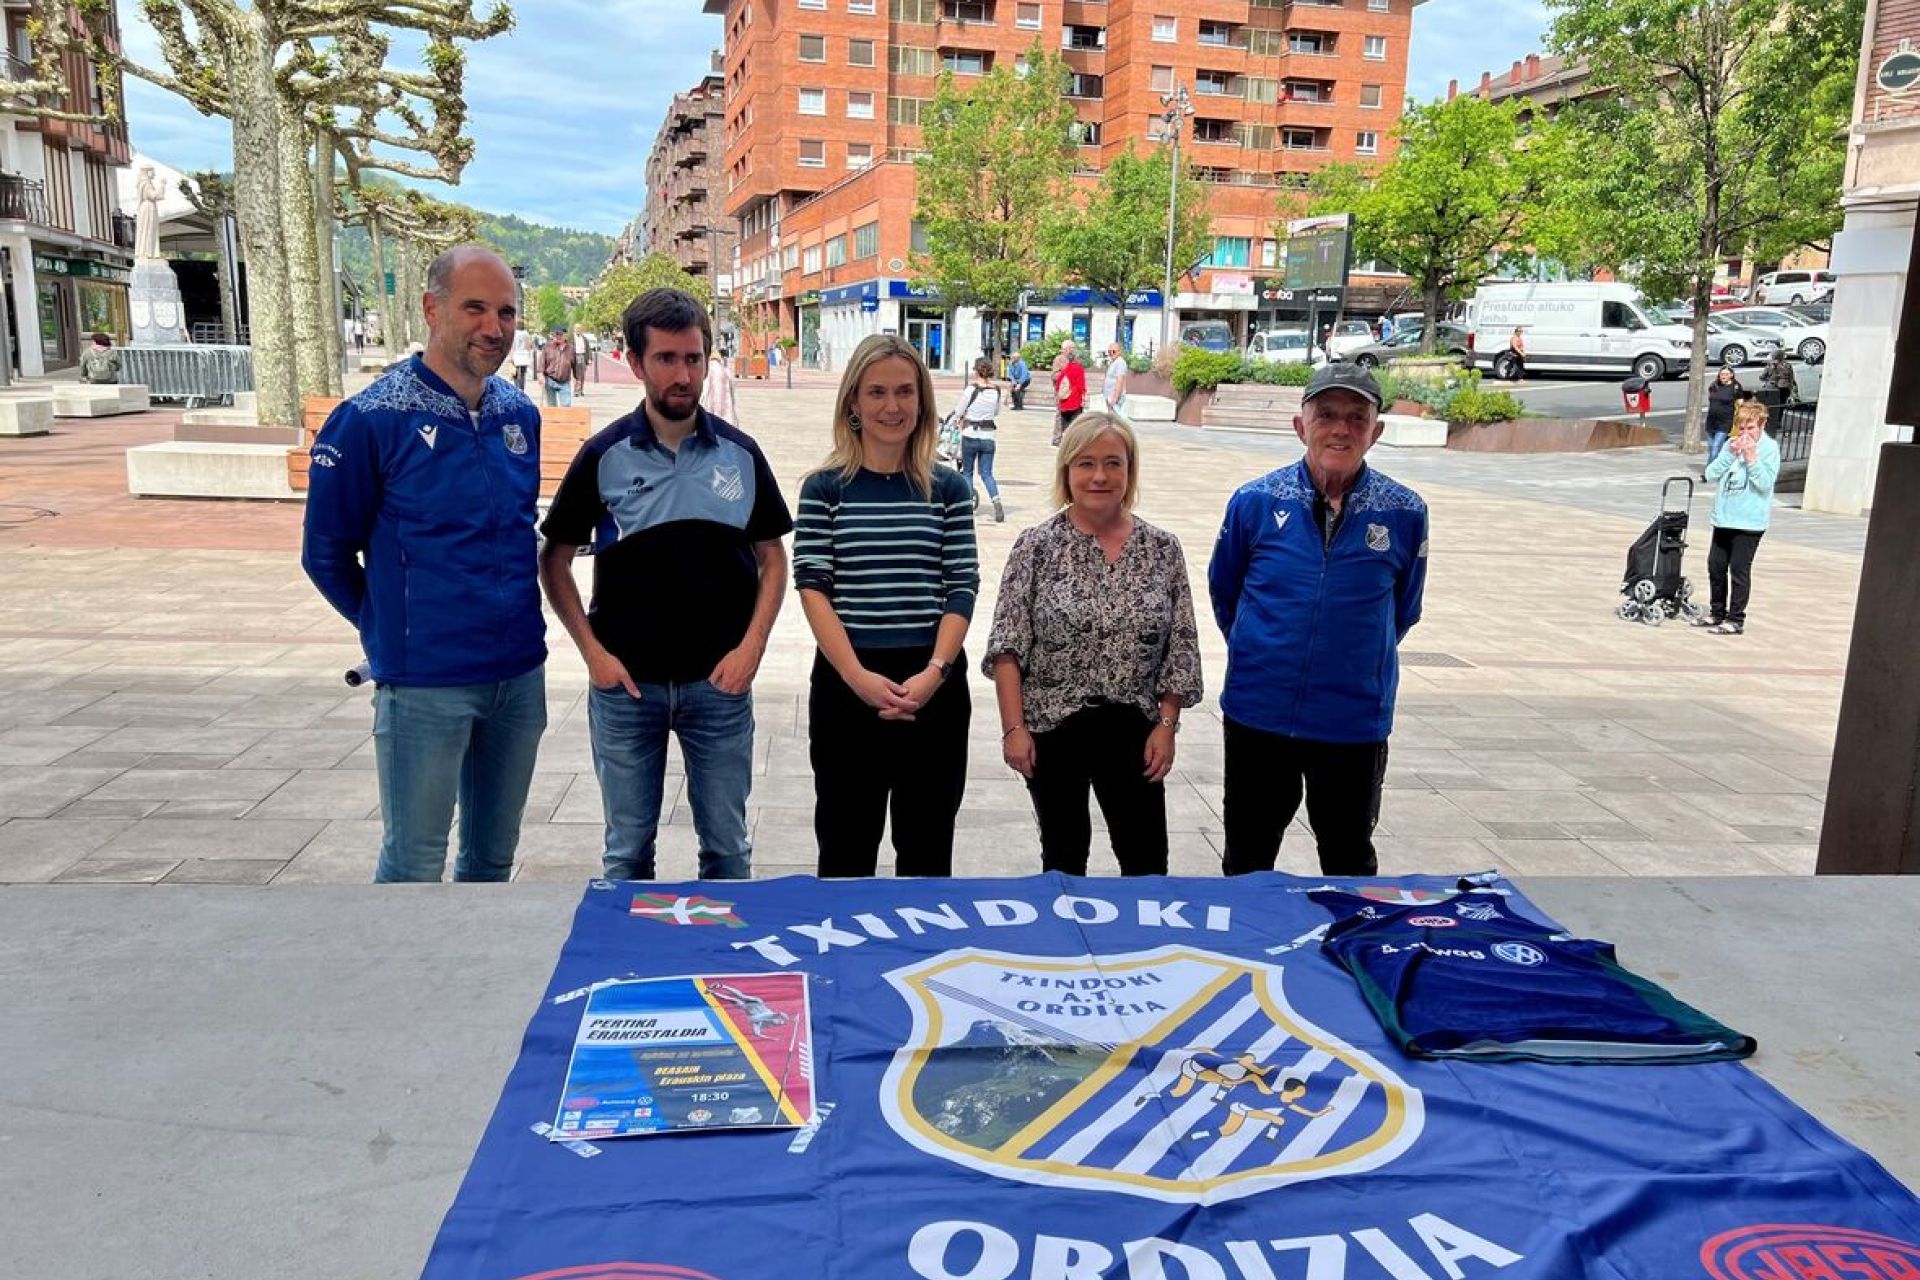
top-left (0, 363), bottom-right (1860, 884)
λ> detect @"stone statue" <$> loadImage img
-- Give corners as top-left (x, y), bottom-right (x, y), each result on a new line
top-left (135, 166), bottom-right (163, 262)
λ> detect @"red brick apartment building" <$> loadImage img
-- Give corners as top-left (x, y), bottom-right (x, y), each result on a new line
top-left (639, 55), bottom-right (735, 298)
top-left (704, 0), bottom-right (1421, 371)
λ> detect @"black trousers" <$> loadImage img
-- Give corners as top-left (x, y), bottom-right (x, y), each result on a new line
top-left (1026, 704), bottom-right (1168, 877)
top-left (1707, 527), bottom-right (1764, 625)
top-left (809, 646), bottom-right (969, 878)
top-left (1221, 716), bottom-right (1387, 877)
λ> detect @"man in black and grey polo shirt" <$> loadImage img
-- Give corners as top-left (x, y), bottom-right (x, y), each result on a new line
top-left (538, 289), bottom-right (793, 881)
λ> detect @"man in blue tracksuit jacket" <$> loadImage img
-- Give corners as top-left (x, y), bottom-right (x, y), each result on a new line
top-left (1208, 363), bottom-right (1428, 877)
top-left (302, 245), bottom-right (547, 883)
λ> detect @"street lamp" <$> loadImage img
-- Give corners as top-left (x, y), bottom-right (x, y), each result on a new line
top-left (1158, 82), bottom-right (1194, 357)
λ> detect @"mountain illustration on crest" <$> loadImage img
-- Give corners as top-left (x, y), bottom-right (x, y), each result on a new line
top-left (911, 1019), bottom-right (1110, 1152)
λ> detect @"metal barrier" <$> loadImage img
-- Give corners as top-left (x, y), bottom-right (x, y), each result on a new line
top-left (1769, 403), bottom-right (1817, 464)
top-left (118, 345), bottom-right (255, 407)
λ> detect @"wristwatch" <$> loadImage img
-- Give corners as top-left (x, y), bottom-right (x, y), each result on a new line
top-left (1157, 715), bottom-right (1180, 733)
top-left (931, 658), bottom-right (954, 681)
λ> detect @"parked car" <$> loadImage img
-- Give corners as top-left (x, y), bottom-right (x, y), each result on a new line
top-left (1347, 323), bottom-right (1471, 370)
top-left (1246, 328), bottom-right (1321, 364)
top-left (1715, 306), bottom-right (1829, 363)
top-left (1700, 314), bottom-right (1783, 368)
top-left (1788, 302), bottom-right (1833, 324)
top-left (1754, 269), bottom-right (1836, 306)
top-left (1324, 320), bottom-right (1378, 359)
top-left (1179, 321), bottom-right (1237, 353)
top-left (1465, 281), bottom-right (1693, 380)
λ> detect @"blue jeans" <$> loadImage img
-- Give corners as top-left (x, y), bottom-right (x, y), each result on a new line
top-left (588, 680), bottom-right (755, 880)
top-left (372, 666), bottom-right (548, 883)
top-left (544, 378), bottom-right (573, 407)
top-left (1706, 430), bottom-right (1729, 464)
top-left (960, 434), bottom-right (999, 500)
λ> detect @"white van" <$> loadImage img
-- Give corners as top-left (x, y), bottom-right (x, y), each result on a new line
top-left (1754, 269), bottom-right (1836, 306)
top-left (1464, 282), bottom-right (1694, 381)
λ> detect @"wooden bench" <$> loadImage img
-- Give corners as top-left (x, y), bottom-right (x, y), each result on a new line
top-left (287, 397), bottom-right (590, 497)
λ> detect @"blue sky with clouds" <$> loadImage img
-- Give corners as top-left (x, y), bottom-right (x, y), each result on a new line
top-left (120, 0), bottom-right (1552, 237)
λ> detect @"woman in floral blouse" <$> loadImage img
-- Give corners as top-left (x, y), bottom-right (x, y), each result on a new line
top-left (983, 412), bottom-right (1203, 875)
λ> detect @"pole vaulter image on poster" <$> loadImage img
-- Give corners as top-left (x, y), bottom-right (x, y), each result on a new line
top-left (423, 874), bottom-right (1920, 1280)
top-left (552, 974), bottom-right (814, 1140)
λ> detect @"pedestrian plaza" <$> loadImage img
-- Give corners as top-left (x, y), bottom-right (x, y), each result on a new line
top-left (0, 364), bottom-right (1864, 885)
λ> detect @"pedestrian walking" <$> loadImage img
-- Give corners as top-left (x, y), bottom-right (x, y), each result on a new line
top-left (540, 288), bottom-right (792, 881)
top-left (1504, 326), bottom-right (1527, 382)
top-left (509, 321), bottom-right (534, 391)
top-left (1760, 348), bottom-right (1798, 406)
top-left (541, 325), bottom-right (576, 406)
top-left (952, 357), bottom-right (1005, 523)
top-left (702, 347), bottom-right (739, 424)
top-left (793, 333), bottom-right (979, 878)
top-left (1705, 365), bottom-right (1748, 465)
top-left (302, 245), bottom-right (547, 883)
top-left (1053, 339), bottom-right (1086, 447)
top-left (1101, 343), bottom-right (1130, 421)
top-left (572, 325), bottom-right (589, 396)
top-left (985, 412), bottom-right (1202, 876)
top-left (1692, 400), bottom-right (1778, 637)
top-left (1207, 363), bottom-right (1428, 877)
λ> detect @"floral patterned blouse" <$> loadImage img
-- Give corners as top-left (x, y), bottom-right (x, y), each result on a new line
top-left (982, 511), bottom-right (1204, 734)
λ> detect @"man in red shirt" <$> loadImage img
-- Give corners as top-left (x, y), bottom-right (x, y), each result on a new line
top-left (1052, 339), bottom-right (1087, 446)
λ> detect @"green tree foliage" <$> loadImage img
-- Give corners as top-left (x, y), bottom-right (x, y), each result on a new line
top-left (1543, 0), bottom-right (1865, 449)
top-left (914, 44), bottom-right (1078, 355)
top-left (336, 178), bottom-right (614, 300)
top-left (576, 256), bottom-right (710, 334)
top-left (1046, 145), bottom-right (1212, 352)
top-left (1306, 95), bottom-right (1573, 353)
top-left (534, 283), bottom-right (571, 335)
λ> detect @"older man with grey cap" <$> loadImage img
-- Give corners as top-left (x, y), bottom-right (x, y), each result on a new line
top-left (1206, 362), bottom-right (1429, 877)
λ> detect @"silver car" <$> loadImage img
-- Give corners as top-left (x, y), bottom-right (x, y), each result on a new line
top-left (1701, 315), bottom-right (1782, 368)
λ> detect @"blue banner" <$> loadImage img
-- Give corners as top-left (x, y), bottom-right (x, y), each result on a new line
top-left (425, 874), bottom-right (1920, 1280)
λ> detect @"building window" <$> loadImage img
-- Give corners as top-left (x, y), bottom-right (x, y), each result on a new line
top-left (1063, 24), bottom-right (1104, 50)
top-left (799, 34), bottom-right (826, 61)
top-left (1197, 21), bottom-right (1236, 46)
top-left (1356, 130), bottom-right (1379, 155)
top-left (910, 220), bottom-right (931, 253)
top-left (1066, 72), bottom-right (1103, 98)
top-left (1360, 83), bottom-right (1383, 108)
top-left (1364, 34), bottom-right (1387, 59)
top-left (848, 90), bottom-right (875, 118)
top-left (803, 245), bottom-right (823, 273)
top-left (1246, 29), bottom-right (1284, 55)
top-left (890, 0), bottom-right (935, 20)
top-left (853, 222), bottom-right (880, 258)
top-left (1282, 128), bottom-right (1319, 150)
top-left (799, 0), bottom-right (825, 8)
top-left (1211, 237), bottom-right (1251, 268)
top-left (848, 141), bottom-right (875, 167)
top-left (1260, 239), bottom-right (1279, 269)
top-left (849, 38), bottom-right (875, 65)
top-left (785, 244), bottom-right (800, 270)
top-left (826, 235), bottom-right (847, 267)
top-left (1243, 77), bottom-right (1278, 104)
top-left (799, 139), bottom-right (826, 167)
top-left (1016, 2), bottom-right (1041, 28)
top-left (888, 95), bottom-right (928, 123)
top-left (799, 87), bottom-right (826, 115)
top-left (1150, 65), bottom-right (1173, 93)
top-left (942, 49), bottom-right (989, 74)
top-left (1290, 32), bottom-right (1330, 55)
top-left (890, 45), bottom-right (937, 75)
top-left (1152, 15), bottom-right (1176, 41)
top-left (850, 0), bottom-right (876, 10)
top-left (1237, 123), bottom-right (1275, 150)
top-left (1072, 120), bottom-right (1102, 145)
top-left (1368, 0), bottom-right (1389, 9)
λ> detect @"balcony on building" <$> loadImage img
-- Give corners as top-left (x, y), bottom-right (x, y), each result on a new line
top-left (0, 173), bottom-right (52, 225)
top-left (1196, 20), bottom-right (1243, 49)
top-left (1065, 71), bottom-right (1104, 99)
top-left (1287, 30), bottom-right (1338, 57)
top-left (1280, 126), bottom-right (1331, 153)
top-left (939, 48), bottom-right (992, 74)
top-left (937, 0), bottom-right (995, 27)
top-left (1062, 23), bottom-right (1104, 50)
top-left (1194, 69), bottom-right (1242, 98)
top-left (1191, 117), bottom-right (1239, 146)
top-left (1281, 78), bottom-right (1336, 104)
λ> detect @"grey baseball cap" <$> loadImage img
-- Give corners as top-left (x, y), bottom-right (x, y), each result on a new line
top-left (1303, 361), bottom-right (1384, 408)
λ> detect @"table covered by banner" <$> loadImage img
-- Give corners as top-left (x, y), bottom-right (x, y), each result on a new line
top-left (424, 873), bottom-right (1920, 1280)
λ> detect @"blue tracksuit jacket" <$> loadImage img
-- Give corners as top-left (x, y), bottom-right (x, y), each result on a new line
top-left (301, 356), bottom-right (547, 686)
top-left (1208, 460), bottom-right (1428, 743)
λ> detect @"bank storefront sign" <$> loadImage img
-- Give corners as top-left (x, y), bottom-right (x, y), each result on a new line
top-left (33, 254), bottom-right (131, 284)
